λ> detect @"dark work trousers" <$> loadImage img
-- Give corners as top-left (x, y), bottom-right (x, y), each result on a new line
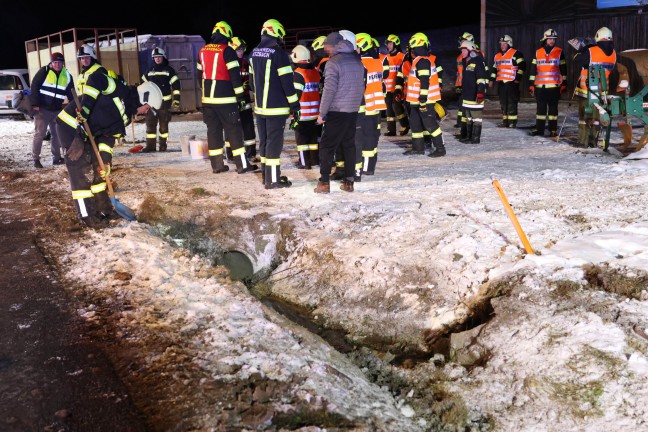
top-left (145, 107), bottom-right (172, 151)
top-left (364, 112), bottom-right (381, 173)
top-left (203, 104), bottom-right (247, 172)
top-left (534, 87), bottom-right (560, 134)
top-left (256, 115), bottom-right (289, 186)
top-left (355, 112), bottom-right (377, 177)
top-left (319, 111), bottom-right (358, 183)
top-left (56, 123), bottom-right (114, 219)
top-left (409, 105), bottom-right (428, 152)
top-left (384, 92), bottom-right (409, 134)
top-left (294, 119), bottom-right (319, 168)
top-left (496, 81), bottom-right (520, 127)
top-left (240, 106), bottom-right (257, 159)
top-left (456, 93), bottom-right (465, 126)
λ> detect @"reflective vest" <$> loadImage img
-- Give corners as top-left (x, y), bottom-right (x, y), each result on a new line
top-left (385, 51), bottom-right (404, 92)
top-left (361, 56), bottom-right (387, 113)
top-left (293, 67), bottom-right (320, 120)
top-left (198, 43), bottom-right (243, 105)
top-left (577, 45), bottom-right (617, 97)
top-left (534, 46), bottom-right (562, 87)
top-left (427, 54), bottom-right (441, 102)
top-left (494, 48), bottom-right (519, 82)
top-left (40, 68), bottom-right (71, 102)
top-left (455, 52), bottom-right (464, 86)
top-left (405, 56), bottom-right (429, 104)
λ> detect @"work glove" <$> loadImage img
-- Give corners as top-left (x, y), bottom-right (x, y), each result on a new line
top-left (237, 99), bottom-right (246, 112)
top-left (67, 135), bottom-right (85, 161)
top-left (529, 86), bottom-right (535, 97)
top-left (75, 108), bottom-right (86, 125)
top-left (97, 163), bottom-right (111, 180)
top-left (394, 89), bottom-right (403, 102)
top-left (560, 84), bottom-right (567, 94)
top-left (476, 93), bottom-right (485, 104)
top-left (455, 86), bottom-right (462, 94)
top-left (419, 101), bottom-right (428, 112)
top-left (289, 108), bottom-right (300, 130)
top-left (172, 100), bottom-right (180, 108)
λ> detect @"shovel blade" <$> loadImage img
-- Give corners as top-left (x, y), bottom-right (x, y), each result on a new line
top-left (110, 197), bottom-right (137, 221)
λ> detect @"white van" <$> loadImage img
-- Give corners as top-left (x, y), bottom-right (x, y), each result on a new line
top-left (0, 69), bottom-right (30, 117)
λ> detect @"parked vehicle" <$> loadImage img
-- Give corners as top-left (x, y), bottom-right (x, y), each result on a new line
top-left (0, 69), bottom-right (31, 119)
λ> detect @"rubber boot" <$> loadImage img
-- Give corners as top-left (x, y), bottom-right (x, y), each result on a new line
top-left (455, 123), bottom-right (468, 141)
top-left (75, 197), bottom-right (107, 229)
top-left (459, 121), bottom-right (474, 143)
top-left (210, 154), bottom-right (229, 173)
top-left (577, 123), bottom-right (588, 146)
top-left (470, 123), bottom-right (482, 144)
top-left (428, 135), bottom-right (446, 157)
top-left (159, 139), bottom-right (167, 152)
top-left (94, 191), bottom-right (118, 220)
top-left (143, 138), bottom-right (156, 153)
top-left (587, 127), bottom-right (599, 148)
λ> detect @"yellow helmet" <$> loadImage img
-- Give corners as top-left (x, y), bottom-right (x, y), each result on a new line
top-left (212, 21), bottom-right (233, 39)
top-left (371, 37), bottom-right (379, 48)
top-left (386, 34), bottom-right (400, 46)
top-left (261, 19), bottom-right (285, 39)
top-left (356, 33), bottom-right (373, 52)
top-left (311, 36), bottom-right (326, 51)
top-left (229, 37), bottom-right (246, 51)
top-left (409, 32), bottom-right (429, 49)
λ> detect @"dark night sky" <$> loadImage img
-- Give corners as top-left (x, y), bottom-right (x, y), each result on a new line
top-left (2, 2), bottom-right (481, 70)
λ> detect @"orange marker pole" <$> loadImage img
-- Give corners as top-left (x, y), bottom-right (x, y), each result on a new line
top-left (492, 179), bottom-right (535, 254)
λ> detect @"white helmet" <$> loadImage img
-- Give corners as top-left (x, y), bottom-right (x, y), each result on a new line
top-left (499, 34), bottom-right (514, 47)
top-left (460, 40), bottom-right (476, 51)
top-left (290, 45), bottom-right (311, 63)
top-left (151, 47), bottom-right (166, 58)
top-left (339, 30), bottom-right (357, 50)
top-left (595, 27), bottom-right (613, 42)
top-left (137, 81), bottom-right (163, 110)
top-left (77, 44), bottom-right (96, 59)
top-left (541, 29), bottom-right (558, 41)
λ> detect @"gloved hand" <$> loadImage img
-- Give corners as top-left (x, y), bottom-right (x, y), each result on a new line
top-left (289, 108), bottom-right (300, 130)
top-left (172, 100), bottom-right (180, 108)
top-left (419, 102), bottom-right (428, 112)
top-left (67, 135), bottom-right (85, 161)
top-left (529, 86), bottom-right (535, 97)
top-left (476, 93), bottom-right (485, 104)
top-left (394, 89), bottom-right (403, 102)
top-left (75, 108), bottom-right (86, 125)
top-left (98, 163), bottom-right (111, 179)
top-left (560, 84), bottom-right (567, 94)
top-left (455, 86), bottom-right (462, 94)
top-left (238, 99), bottom-right (246, 112)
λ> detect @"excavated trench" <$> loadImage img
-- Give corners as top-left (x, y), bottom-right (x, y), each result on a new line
top-left (149, 215), bottom-right (496, 369)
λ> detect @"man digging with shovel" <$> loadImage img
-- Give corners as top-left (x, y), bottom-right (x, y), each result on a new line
top-left (55, 72), bottom-right (162, 229)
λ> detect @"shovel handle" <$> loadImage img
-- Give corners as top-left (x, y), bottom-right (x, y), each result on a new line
top-left (70, 87), bottom-right (116, 199)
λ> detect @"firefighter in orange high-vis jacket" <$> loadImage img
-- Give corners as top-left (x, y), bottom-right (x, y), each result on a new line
top-left (249, 18), bottom-right (301, 189)
top-left (573, 26), bottom-right (619, 147)
top-left (197, 21), bottom-right (258, 174)
top-left (384, 34), bottom-right (409, 136)
top-left (528, 29), bottom-right (567, 137)
top-left (290, 45), bottom-right (321, 169)
top-left (489, 34), bottom-right (526, 128)
top-left (402, 33), bottom-right (445, 157)
top-left (356, 32), bottom-right (388, 178)
top-left (454, 32), bottom-right (475, 128)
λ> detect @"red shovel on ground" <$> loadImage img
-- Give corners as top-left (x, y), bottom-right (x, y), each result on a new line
top-left (128, 144), bottom-right (143, 153)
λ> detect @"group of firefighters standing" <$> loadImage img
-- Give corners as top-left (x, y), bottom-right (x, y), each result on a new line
top-left (190, 20), bottom-right (621, 194)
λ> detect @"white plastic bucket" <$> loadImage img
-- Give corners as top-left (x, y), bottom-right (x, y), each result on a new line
top-left (189, 140), bottom-right (209, 160)
top-left (180, 134), bottom-right (195, 156)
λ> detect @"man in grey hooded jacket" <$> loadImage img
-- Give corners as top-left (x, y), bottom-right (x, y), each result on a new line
top-left (315, 30), bottom-right (365, 193)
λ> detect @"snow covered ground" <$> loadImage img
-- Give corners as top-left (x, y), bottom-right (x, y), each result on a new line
top-left (1, 101), bottom-right (647, 431)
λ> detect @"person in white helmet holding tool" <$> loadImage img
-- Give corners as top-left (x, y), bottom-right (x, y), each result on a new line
top-left (140, 47), bottom-right (181, 152)
top-left (55, 53), bottom-right (163, 228)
